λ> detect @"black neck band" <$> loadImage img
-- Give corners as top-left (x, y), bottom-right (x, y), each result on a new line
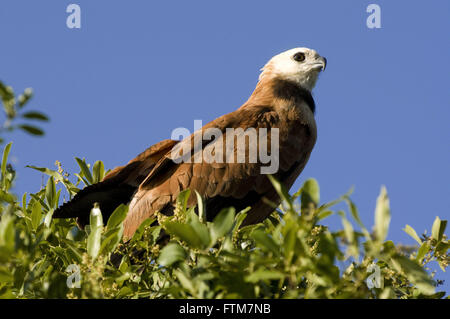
top-left (272, 79), bottom-right (316, 114)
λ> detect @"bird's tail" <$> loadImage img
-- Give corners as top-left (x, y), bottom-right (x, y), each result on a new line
top-left (52, 180), bottom-right (136, 228)
top-left (52, 139), bottom-right (179, 228)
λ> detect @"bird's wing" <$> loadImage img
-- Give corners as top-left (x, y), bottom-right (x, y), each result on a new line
top-left (52, 139), bottom-right (179, 227)
top-left (123, 104), bottom-right (313, 237)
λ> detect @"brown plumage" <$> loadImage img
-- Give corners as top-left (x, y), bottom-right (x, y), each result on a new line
top-left (53, 47), bottom-right (326, 239)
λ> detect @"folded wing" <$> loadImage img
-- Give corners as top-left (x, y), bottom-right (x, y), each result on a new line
top-left (123, 104), bottom-right (314, 238)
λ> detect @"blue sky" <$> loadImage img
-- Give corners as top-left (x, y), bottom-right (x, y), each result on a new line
top-left (1, 1), bottom-right (449, 292)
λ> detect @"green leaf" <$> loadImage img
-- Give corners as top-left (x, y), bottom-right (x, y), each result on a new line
top-left (245, 269), bottom-right (285, 283)
top-left (43, 208), bottom-right (54, 228)
top-left (26, 165), bottom-right (64, 183)
top-left (116, 286), bottom-right (133, 298)
top-left (74, 173), bottom-right (89, 187)
top-left (89, 203), bottom-right (103, 228)
top-left (22, 193), bottom-right (27, 210)
top-left (175, 189), bottom-right (191, 215)
top-left (100, 226), bottom-right (123, 255)
top-left (29, 193), bottom-right (49, 212)
top-left (92, 160), bottom-right (105, 183)
top-left (0, 82), bottom-right (15, 101)
top-left (164, 221), bottom-right (203, 248)
top-left (106, 204), bottom-right (128, 231)
top-left (75, 157), bottom-right (93, 185)
top-left (31, 201), bottom-right (43, 231)
top-left (0, 189), bottom-right (15, 203)
top-left (431, 216), bottom-right (447, 242)
top-left (118, 258), bottom-right (129, 274)
top-left (21, 111), bottom-right (49, 121)
top-left (339, 211), bottom-right (359, 259)
top-left (60, 239), bottom-right (83, 264)
top-left (267, 174), bottom-right (294, 212)
top-left (403, 225), bottom-right (422, 245)
top-left (435, 241), bottom-right (449, 256)
top-left (379, 287), bottom-right (396, 299)
top-left (317, 210), bottom-right (333, 221)
top-left (251, 229), bottom-right (279, 255)
top-left (158, 242), bottom-right (186, 267)
top-left (18, 124), bottom-right (44, 136)
top-left (87, 203), bottom-right (103, 259)
top-left (130, 218), bottom-right (154, 243)
top-left (194, 190), bottom-right (205, 222)
top-left (374, 186), bottom-right (390, 242)
top-left (174, 270), bottom-right (195, 294)
top-left (344, 197), bottom-right (365, 230)
top-left (0, 268), bottom-right (14, 283)
top-left (416, 242), bottom-right (430, 263)
top-left (45, 177), bottom-right (56, 208)
top-left (282, 222), bottom-right (298, 264)
top-left (232, 208), bottom-right (249, 235)
top-left (300, 178), bottom-right (320, 210)
top-left (1, 142), bottom-right (12, 189)
top-left (211, 207), bottom-right (235, 242)
top-left (0, 213), bottom-right (15, 252)
top-left (338, 212), bottom-right (353, 241)
top-left (187, 210), bottom-right (210, 248)
top-left (391, 255), bottom-right (435, 295)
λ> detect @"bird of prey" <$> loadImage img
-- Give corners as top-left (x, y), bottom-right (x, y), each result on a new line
top-left (53, 47), bottom-right (326, 239)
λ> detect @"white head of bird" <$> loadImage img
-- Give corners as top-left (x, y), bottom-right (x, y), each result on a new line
top-left (260, 47), bottom-right (327, 92)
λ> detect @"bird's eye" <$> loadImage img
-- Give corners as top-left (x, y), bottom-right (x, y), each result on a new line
top-left (293, 52), bottom-right (306, 62)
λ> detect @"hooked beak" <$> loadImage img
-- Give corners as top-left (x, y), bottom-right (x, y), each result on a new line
top-left (314, 56), bottom-right (327, 72)
top-left (320, 56), bottom-right (327, 72)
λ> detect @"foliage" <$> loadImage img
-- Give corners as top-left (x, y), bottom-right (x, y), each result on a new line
top-left (0, 143), bottom-right (448, 299)
top-left (0, 81), bottom-right (49, 143)
top-left (0, 79), bottom-right (447, 299)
